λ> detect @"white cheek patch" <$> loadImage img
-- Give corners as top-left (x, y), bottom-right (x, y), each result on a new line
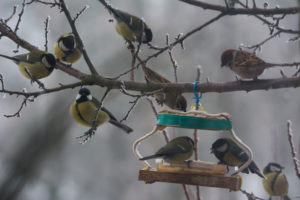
top-left (76, 94), bottom-right (81, 100)
top-left (87, 94), bottom-right (92, 101)
top-left (59, 40), bottom-right (70, 52)
top-left (270, 165), bottom-right (281, 172)
top-left (217, 143), bottom-right (227, 152)
top-left (41, 56), bottom-right (51, 68)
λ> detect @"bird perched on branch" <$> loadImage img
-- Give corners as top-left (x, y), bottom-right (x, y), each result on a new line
top-left (54, 33), bottom-right (81, 64)
top-left (262, 162), bottom-right (291, 200)
top-left (0, 51), bottom-right (56, 79)
top-left (211, 138), bottom-right (264, 178)
top-left (70, 87), bottom-right (133, 134)
top-left (142, 65), bottom-right (187, 112)
top-left (139, 136), bottom-right (194, 164)
top-left (98, 1), bottom-right (152, 43)
top-left (221, 49), bottom-right (273, 79)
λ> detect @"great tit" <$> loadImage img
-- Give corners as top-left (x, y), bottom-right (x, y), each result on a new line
top-left (99, 2), bottom-right (152, 43)
top-left (139, 136), bottom-right (194, 164)
top-left (0, 51), bottom-right (56, 79)
top-left (221, 49), bottom-right (268, 79)
top-left (142, 65), bottom-right (187, 112)
top-left (262, 162), bottom-right (291, 200)
top-left (54, 33), bottom-right (81, 64)
top-left (211, 138), bottom-right (264, 178)
top-left (70, 87), bottom-right (133, 133)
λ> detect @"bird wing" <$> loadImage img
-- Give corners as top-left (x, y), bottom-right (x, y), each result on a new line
top-left (113, 9), bottom-right (144, 32)
top-left (142, 66), bottom-right (171, 84)
top-left (100, 107), bottom-right (118, 122)
top-left (227, 139), bottom-right (249, 162)
top-left (13, 53), bottom-right (35, 64)
top-left (156, 142), bottom-right (191, 156)
top-left (235, 51), bottom-right (266, 68)
top-left (91, 97), bottom-right (119, 122)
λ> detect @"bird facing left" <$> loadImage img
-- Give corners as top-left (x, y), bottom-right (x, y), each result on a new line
top-left (70, 87), bottom-right (133, 134)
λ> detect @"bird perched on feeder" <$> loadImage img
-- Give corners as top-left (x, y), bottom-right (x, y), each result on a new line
top-left (211, 138), bottom-right (264, 178)
top-left (262, 162), bottom-right (291, 200)
top-left (98, 1), bottom-right (152, 43)
top-left (54, 33), bottom-right (81, 64)
top-left (142, 65), bottom-right (187, 112)
top-left (70, 87), bottom-right (133, 134)
top-left (0, 51), bottom-right (56, 79)
top-left (221, 49), bottom-right (273, 79)
top-left (139, 136), bottom-right (194, 164)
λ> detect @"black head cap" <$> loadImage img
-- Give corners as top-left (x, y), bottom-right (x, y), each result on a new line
top-left (59, 34), bottom-right (75, 51)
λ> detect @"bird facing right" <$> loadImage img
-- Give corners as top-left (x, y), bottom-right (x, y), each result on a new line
top-left (262, 162), bottom-right (291, 200)
top-left (211, 138), bottom-right (264, 178)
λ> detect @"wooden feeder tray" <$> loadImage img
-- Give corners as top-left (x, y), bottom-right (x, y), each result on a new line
top-left (133, 110), bottom-right (252, 190)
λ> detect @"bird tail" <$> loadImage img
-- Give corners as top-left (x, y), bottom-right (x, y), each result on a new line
top-left (248, 161), bottom-right (265, 178)
top-left (109, 119), bottom-right (133, 134)
top-left (97, 0), bottom-right (121, 20)
top-left (0, 54), bottom-right (19, 64)
top-left (139, 155), bottom-right (161, 161)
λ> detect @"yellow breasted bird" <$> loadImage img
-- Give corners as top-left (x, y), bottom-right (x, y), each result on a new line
top-left (99, 1), bottom-right (152, 43)
top-left (0, 51), bottom-right (56, 79)
top-left (139, 136), bottom-right (194, 164)
top-left (70, 87), bottom-right (133, 133)
top-left (54, 33), bottom-right (81, 64)
top-left (211, 138), bottom-right (264, 178)
top-left (142, 65), bottom-right (187, 112)
top-left (262, 162), bottom-right (291, 200)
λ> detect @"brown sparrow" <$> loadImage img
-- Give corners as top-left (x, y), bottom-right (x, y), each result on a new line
top-left (221, 49), bottom-right (271, 79)
top-left (142, 65), bottom-right (187, 112)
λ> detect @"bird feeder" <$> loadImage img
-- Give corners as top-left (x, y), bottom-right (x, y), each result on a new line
top-left (133, 109), bottom-right (253, 190)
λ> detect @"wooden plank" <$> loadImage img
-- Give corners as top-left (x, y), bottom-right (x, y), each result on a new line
top-left (156, 160), bottom-right (227, 175)
top-left (138, 169), bottom-right (242, 190)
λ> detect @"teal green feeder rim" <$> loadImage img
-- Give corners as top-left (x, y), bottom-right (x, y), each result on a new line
top-left (157, 114), bottom-right (232, 130)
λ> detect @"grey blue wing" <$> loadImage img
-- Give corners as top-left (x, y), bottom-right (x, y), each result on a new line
top-left (156, 143), bottom-right (190, 156)
top-left (100, 106), bottom-right (133, 134)
top-left (13, 54), bottom-right (35, 64)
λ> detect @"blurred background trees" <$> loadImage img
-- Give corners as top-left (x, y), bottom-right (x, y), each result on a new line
top-left (0, 0), bottom-right (300, 199)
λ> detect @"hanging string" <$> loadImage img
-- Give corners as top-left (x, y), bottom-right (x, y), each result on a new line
top-left (193, 81), bottom-right (202, 108)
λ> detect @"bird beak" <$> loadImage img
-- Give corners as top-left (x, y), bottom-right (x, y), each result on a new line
top-left (210, 148), bottom-right (214, 154)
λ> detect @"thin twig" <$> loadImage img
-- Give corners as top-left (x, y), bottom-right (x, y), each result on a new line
top-left (44, 16), bottom-right (50, 51)
top-left (73, 5), bottom-right (89, 23)
top-left (4, 5), bottom-right (17, 23)
top-left (26, 0), bottom-right (61, 8)
top-left (13, 0), bottom-right (26, 53)
top-left (59, 0), bottom-right (98, 75)
top-left (240, 189), bottom-right (266, 200)
top-left (287, 120), bottom-right (300, 180)
top-left (166, 34), bottom-right (179, 83)
top-left (77, 88), bottom-right (111, 144)
top-left (4, 96), bottom-right (34, 118)
top-left (244, 31), bottom-right (281, 53)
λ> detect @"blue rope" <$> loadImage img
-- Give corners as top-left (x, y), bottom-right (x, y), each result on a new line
top-left (193, 81), bottom-right (202, 107)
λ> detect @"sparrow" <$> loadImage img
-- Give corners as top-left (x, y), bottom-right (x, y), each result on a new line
top-left (221, 49), bottom-right (272, 79)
